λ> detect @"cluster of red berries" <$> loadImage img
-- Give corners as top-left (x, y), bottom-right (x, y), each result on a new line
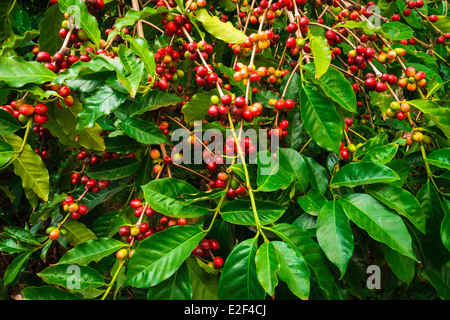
top-left (364, 72), bottom-right (397, 93)
top-left (1, 100), bottom-right (49, 126)
top-left (185, 40), bottom-right (215, 62)
top-left (398, 67), bottom-right (427, 92)
top-left (192, 238), bottom-right (224, 268)
top-left (401, 0), bottom-right (425, 17)
top-left (386, 101), bottom-right (411, 121)
top-left (160, 12), bottom-right (193, 38)
top-left (346, 45), bottom-right (376, 72)
top-left (195, 65), bottom-right (220, 88)
top-left (61, 195), bottom-right (89, 220)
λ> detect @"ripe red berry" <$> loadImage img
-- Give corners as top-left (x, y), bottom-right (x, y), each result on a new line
top-left (130, 198), bottom-right (142, 208)
top-left (213, 256), bottom-right (224, 268)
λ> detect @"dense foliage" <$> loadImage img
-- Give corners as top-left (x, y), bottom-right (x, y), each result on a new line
top-left (0, 0), bottom-right (450, 301)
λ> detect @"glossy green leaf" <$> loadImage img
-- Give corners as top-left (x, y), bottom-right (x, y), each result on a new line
top-left (300, 86), bottom-right (342, 154)
top-left (297, 188), bottom-right (327, 216)
top-left (119, 117), bottom-right (170, 145)
top-left (367, 184), bottom-right (426, 234)
top-left (37, 4), bottom-right (65, 54)
top-left (0, 56), bottom-right (55, 87)
top-left (427, 148), bottom-right (450, 171)
top-left (62, 220), bottom-right (98, 246)
top-left (195, 9), bottom-right (247, 44)
top-left (218, 237), bottom-right (266, 300)
top-left (354, 133), bottom-right (389, 158)
top-left (255, 242), bottom-right (280, 296)
top-left (52, 98), bottom-right (105, 151)
top-left (280, 148), bottom-right (309, 193)
top-left (85, 157), bottom-right (140, 181)
top-left (187, 258), bottom-right (219, 300)
top-left (330, 162), bottom-right (400, 188)
top-left (316, 200), bottom-right (354, 278)
top-left (270, 223), bottom-right (334, 299)
top-left (3, 251), bottom-right (32, 286)
top-left (58, 0), bottom-right (101, 46)
top-left (0, 139), bottom-right (13, 167)
top-left (256, 150), bottom-right (295, 192)
top-left (2, 133), bottom-right (50, 201)
top-left (409, 100), bottom-right (450, 129)
top-left (441, 199), bottom-right (450, 253)
top-left (0, 110), bottom-right (20, 135)
top-left (382, 244), bottom-right (415, 285)
top-left (119, 89), bottom-right (183, 118)
top-left (221, 199), bottom-right (287, 225)
top-left (22, 286), bottom-right (83, 300)
top-left (77, 85), bottom-right (128, 133)
top-left (423, 263), bottom-right (450, 300)
top-left (147, 261), bottom-right (192, 300)
top-left (125, 36), bottom-right (156, 80)
top-left (308, 35), bottom-right (331, 79)
top-left (304, 64), bottom-right (357, 113)
top-left (126, 225), bottom-right (204, 288)
top-left (142, 177), bottom-right (209, 218)
top-left (361, 143), bottom-right (399, 165)
top-left (339, 193), bottom-right (417, 260)
top-left (58, 238), bottom-right (127, 266)
top-left (4, 226), bottom-right (40, 245)
top-left (38, 265), bottom-right (106, 291)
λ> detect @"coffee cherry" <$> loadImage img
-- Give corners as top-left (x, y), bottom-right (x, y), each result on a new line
top-left (130, 198), bottom-right (142, 208)
top-left (49, 228), bottom-right (60, 240)
top-left (116, 248), bottom-right (128, 259)
top-left (213, 256), bottom-right (224, 268)
top-left (119, 226), bottom-right (130, 237)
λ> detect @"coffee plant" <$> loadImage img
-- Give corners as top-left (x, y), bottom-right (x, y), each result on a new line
top-left (0, 0), bottom-right (450, 301)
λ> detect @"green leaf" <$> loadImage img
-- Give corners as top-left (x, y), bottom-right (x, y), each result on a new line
top-left (0, 110), bottom-right (20, 135)
top-left (22, 286), bottom-right (83, 300)
top-left (270, 223), bottom-right (334, 299)
top-left (382, 245), bottom-right (415, 285)
top-left (52, 103), bottom-right (104, 152)
top-left (0, 139), bottom-right (13, 167)
top-left (361, 143), bottom-right (398, 165)
top-left (280, 148), bottom-right (309, 193)
top-left (0, 29), bottom-right (39, 55)
top-left (85, 157), bottom-right (140, 181)
top-left (339, 193), bottom-right (417, 260)
top-left (58, 238), bottom-right (127, 266)
top-left (118, 90), bottom-right (183, 118)
top-left (62, 220), bottom-right (98, 246)
top-left (0, 56), bottom-right (55, 87)
top-left (195, 9), bottom-right (247, 44)
top-left (367, 184), bottom-right (426, 234)
top-left (126, 225), bottom-right (204, 288)
top-left (409, 100), bottom-right (450, 129)
top-left (330, 162), bottom-right (400, 188)
top-left (308, 35), bottom-right (331, 79)
top-left (426, 148), bottom-right (450, 171)
top-left (433, 16), bottom-right (450, 34)
top-left (3, 251), bottom-right (32, 286)
top-left (273, 241), bottom-right (310, 300)
top-left (147, 261), bottom-right (192, 300)
top-left (423, 263), bottom-right (450, 300)
top-left (181, 88), bottom-right (231, 123)
top-left (354, 133), bottom-right (388, 158)
top-left (119, 117), bottom-right (170, 145)
top-left (124, 36), bottom-right (156, 80)
top-left (52, 57), bottom-right (115, 85)
top-left (303, 64), bottom-right (357, 113)
top-left (77, 85), bottom-right (128, 133)
top-left (297, 188), bottom-right (327, 216)
top-left (142, 177), bottom-right (210, 218)
top-left (221, 199), bottom-right (287, 225)
top-left (300, 86), bottom-right (342, 154)
top-left (38, 265), bottom-right (106, 291)
top-left (255, 242), bottom-right (280, 296)
top-left (37, 4), bottom-right (65, 54)
top-left (256, 150), bottom-right (295, 192)
top-left (2, 133), bottom-right (50, 201)
top-left (218, 237), bottom-right (266, 300)
top-left (57, 0), bottom-right (101, 46)
top-left (187, 258), bottom-right (219, 300)
top-left (4, 226), bottom-right (40, 245)
top-left (316, 200), bottom-right (354, 278)
top-left (441, 199), bottom-right (450, 253)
